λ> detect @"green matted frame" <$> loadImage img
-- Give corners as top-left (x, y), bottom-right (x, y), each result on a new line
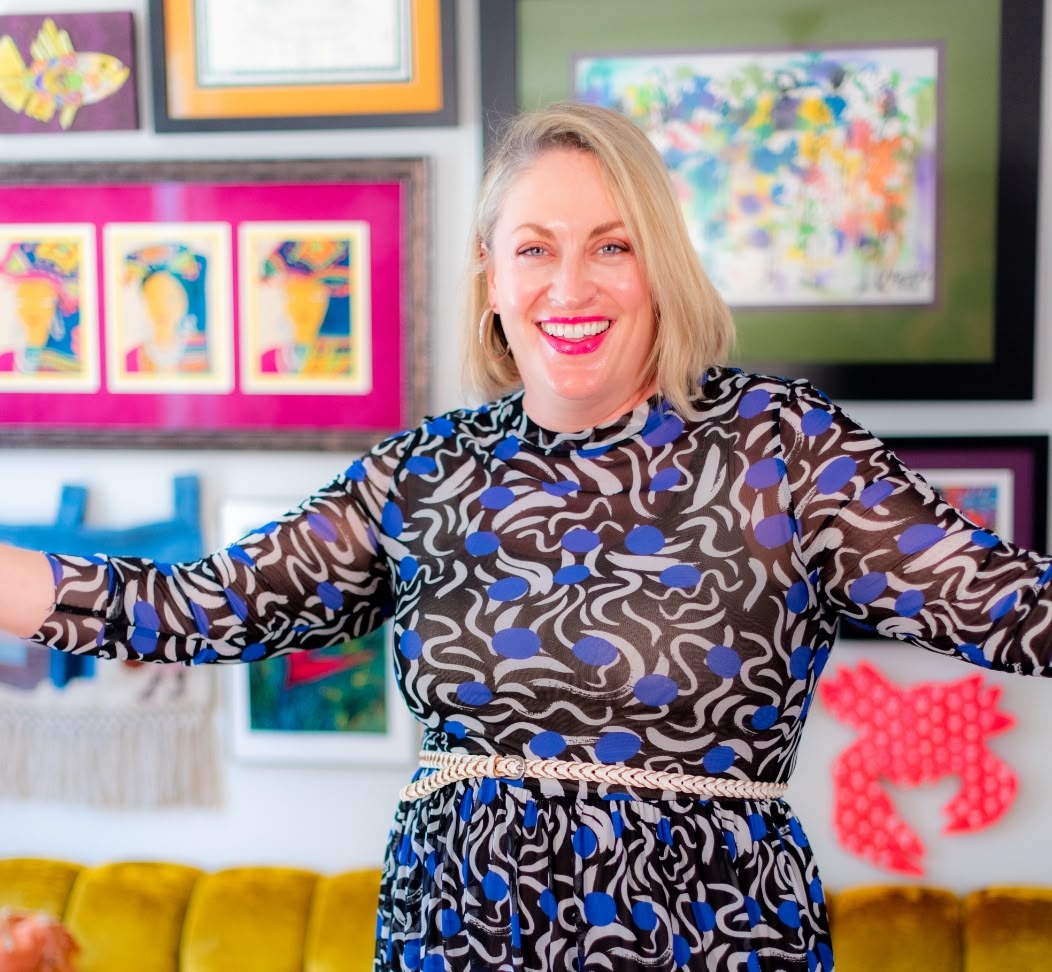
top-left (479, 0), bottom-right (1043, 401)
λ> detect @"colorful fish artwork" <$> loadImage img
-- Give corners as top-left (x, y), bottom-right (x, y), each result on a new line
top-left (0, 16), bottom-right (132, 131)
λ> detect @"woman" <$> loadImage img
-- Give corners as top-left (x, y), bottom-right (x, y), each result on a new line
top-left (122, 243), bottom-right (210, 375)
top-left (0, 240), bottom-right (82, 375)
top-left (2, 102), bottom-right (1051, 971)
top-left (258, 239), bottom-right (354, 377)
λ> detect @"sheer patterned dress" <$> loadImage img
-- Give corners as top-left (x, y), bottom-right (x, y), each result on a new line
top-left (32, 367), bottom-right (1052, 972)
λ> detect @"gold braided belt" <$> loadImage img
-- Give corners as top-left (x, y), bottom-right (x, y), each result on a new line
top-left (399, 750), bottom-right (789, 802)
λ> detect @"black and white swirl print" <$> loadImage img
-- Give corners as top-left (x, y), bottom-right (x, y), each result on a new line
top-left (35, 367), bottom-right (1052, 971)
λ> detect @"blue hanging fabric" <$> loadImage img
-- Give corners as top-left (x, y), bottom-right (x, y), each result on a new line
top-left (0, 475), bottom-right (220, 809)
top-left (0, 476), bottom-right (204, 689)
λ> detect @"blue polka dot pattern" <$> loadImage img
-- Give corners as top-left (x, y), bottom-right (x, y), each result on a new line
top-left (860, 480), bottom-right (895, 508)
top-left (573, 636), bottom-right (618, 666)
top-left (482, 871), bottom-right (509, 901)
top-left (399, 631), bottom-right (423, 660)
top-left (529, 730), bottom-right (566, 758)
top-left (572, 824), bottom-right (598, 858)
top-left (755, 514), bottom-right (794, 548)
top-left (625, 525), bottom-right (665, 554)
top-left (660, 564), bottom-right (701, 588)
top-left (817, 456), bottom-right (856, 495)
top-left (800, 409), bottom-right (833, 435)
top-left (406, 456), bottom-right (438, 476)
top-left (307, 512), bottom-right (339, 542)
top-left (583, 892), bottom-right (617, 926)
top-left (562, 529), bottom-right (600, 553)
top-left (895, 590), bottom-right (925, 617)
top-left (898, 523), bottom-right (945, 555)
top-left (46, 368), bottom-right (1044, 972)
top-left (480, 486), bottom-right (514, 510)
top-left (751, 705), bottom-right (779, 730)
top-left (849, 572), bottom-right (887, 605)
top-left (745, 457), bottom-right (785, 488)
top-left (707, 645), bottom-right (742, 679)
top-left (488, 577), bottom-right (529, 602)
top-left (555, 564), bottom-right (590, 585)
top-left (595, 731), bottom-right (642, 763)
top-left (786, 580), bottom-right (809, 613)
top-left (439, 909), bottom-right (460, 937)
top-left (494, 436), bottom-right (520, 460)
top-left (465, 531), bottom-right (500, 556)
top-left (650, 467), bottom-right (681, 492)
top-left (455, 682), bottom-right (492, 706)
top-left (492, 628), bottom-right (541, 659)
top-left (633, 674), bottom-right (678, 706)
top-left (631, 901), bottom-right (658, 931)
top-left (703, 746), bottom-right (736, 773)
top-left (738, 387), bottom-right (769, 417)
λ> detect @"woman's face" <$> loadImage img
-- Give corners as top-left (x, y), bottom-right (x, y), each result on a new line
top-left (14, 277), bottom-right (59, 347)
top-left (284, 274), bottom-right (330, 343)
top-left (142, 271), bottom-right (189, 338)
top-left (484, 148), bottom-right (657, 432)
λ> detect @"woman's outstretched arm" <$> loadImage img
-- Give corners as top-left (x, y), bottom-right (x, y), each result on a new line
top-left (0, 544), bottom-right (55, 638)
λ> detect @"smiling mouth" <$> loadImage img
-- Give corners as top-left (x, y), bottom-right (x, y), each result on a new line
top-left (538, 318), bottom-right (612, 340)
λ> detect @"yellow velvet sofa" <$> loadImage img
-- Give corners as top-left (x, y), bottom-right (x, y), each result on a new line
top-left (3, 858), bottom-right (1052, 971)
top-left (0, 857), bottom-right (380, 972)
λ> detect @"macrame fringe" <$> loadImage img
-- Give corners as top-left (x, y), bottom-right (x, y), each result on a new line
top-left (0, 679), bottom-right (221, 809)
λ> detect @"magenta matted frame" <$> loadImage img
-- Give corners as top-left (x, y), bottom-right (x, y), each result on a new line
top-left (0, 158), bottom-right (429, 449)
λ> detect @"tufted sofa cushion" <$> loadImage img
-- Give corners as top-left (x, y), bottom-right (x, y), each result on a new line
top-left (963, 886), bottom-right (1052, 972)
top-left (0, 858), bottom-right (382, 972)
top-left (830, 884), bottom-right (961, 972)
top-left (64, 862), bottom-right (202, 972)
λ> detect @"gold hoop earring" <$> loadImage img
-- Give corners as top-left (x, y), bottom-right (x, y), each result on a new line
top-left (478, 308), bottom-right (511, 363)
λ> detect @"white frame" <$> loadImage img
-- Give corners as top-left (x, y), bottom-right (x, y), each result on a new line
top-left (219, 497), bottom-right (417, 767)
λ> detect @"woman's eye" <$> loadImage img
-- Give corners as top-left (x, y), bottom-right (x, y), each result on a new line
top-left (599, 242), bottom-right (628, 255)
top-left (517, 245), bottom-right (546, 257)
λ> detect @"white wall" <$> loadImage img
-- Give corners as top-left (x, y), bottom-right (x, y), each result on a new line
top-left (1, 0), bottom-right (1051, 891)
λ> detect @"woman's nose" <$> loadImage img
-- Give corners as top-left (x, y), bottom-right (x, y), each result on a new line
top-left (548, 254), bottom-right (596, 308)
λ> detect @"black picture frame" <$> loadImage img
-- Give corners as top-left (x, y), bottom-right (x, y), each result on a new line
top-left (0, 158), bottom-right (430, 450)
top-left (479, 0), bottom-right (1043, 402)
top-left (151, 0), bottom-right (458, 132)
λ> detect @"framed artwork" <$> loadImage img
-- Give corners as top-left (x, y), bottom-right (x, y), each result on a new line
top-left (103, 222), bottom-right (234, 394)
top-left (0, 225), bottom-right (100, 392)
top-left (149, 0), bottom-right (458, 131)
top-left (220, 498), bottom-right (418, 767)
top-left (842, 434), bottom-right (1049, 639)
top-left (479, 0), bottom-right (1042, 401)
top-left (0, 11), bottom-right (138, 133)
top-left (239, 222), bottom-right (371, 395)
top-left (0, 157), bottom-right (429, 449)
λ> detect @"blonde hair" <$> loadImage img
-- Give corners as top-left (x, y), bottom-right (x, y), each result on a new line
top-left (463, 101), bottom-right (735, 414)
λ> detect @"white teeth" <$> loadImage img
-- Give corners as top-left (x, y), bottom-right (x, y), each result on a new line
top-left (540, 320), bottom-right (611, 339)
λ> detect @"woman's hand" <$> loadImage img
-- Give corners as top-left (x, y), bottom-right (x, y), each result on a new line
top-left (0, 545), bottom-right (55, 639)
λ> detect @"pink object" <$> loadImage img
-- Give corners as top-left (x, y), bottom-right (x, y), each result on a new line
top-left (0, 909), bottom-right (79, 972)
top-left (819, 660), bottom-right (1018, 876)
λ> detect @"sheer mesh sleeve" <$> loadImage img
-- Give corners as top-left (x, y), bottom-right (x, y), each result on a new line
top-left (780, 380), bottom-right (1052, 674)
top-left (30, 431), bottom-right (413, 664)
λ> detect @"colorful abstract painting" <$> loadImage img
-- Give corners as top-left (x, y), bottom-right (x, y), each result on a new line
top-left (576, 44), bottom-right (940, 308)
top-left (0, 12), bottom-right (138, 133)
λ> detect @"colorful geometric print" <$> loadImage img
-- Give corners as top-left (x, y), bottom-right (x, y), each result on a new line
top-left (34, 368), bottom-right (1052, 970)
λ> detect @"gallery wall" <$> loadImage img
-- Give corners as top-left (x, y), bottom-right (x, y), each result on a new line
top-left (0, 0), bottom-right (1050, 892)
